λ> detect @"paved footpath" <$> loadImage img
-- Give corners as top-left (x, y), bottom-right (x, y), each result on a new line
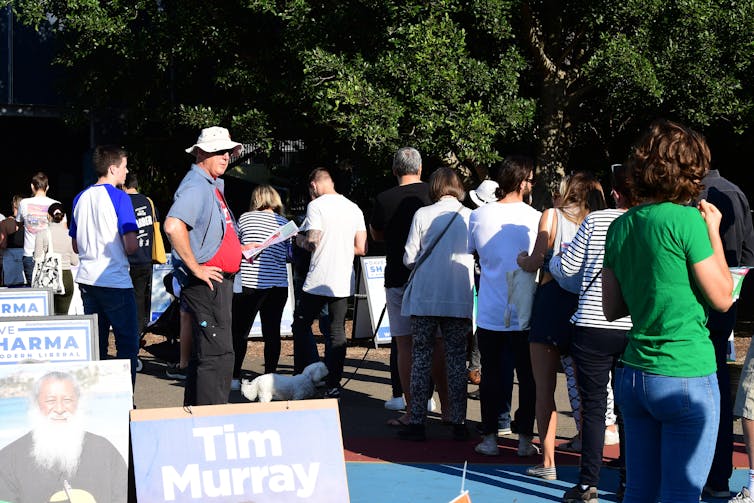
top-left (133, 335), bottom-right (748, 502)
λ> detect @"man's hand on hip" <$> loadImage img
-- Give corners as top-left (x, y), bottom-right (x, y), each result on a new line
top-left (193, 265), bottom-right (224, 290)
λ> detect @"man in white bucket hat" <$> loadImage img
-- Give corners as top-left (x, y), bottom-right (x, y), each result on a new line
top-left (164, 126), bottom-right (243, 406)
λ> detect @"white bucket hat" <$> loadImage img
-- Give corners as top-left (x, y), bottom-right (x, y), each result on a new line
top-left (469, 179), bottom-right (499, 207)
top-left (185, 126), bottom-right (243, 156)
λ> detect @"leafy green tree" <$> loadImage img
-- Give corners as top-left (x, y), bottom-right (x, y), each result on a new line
top-left (5, 0), bottom-right (754, 192)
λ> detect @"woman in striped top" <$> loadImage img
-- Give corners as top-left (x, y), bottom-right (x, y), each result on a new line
top-left (231, 185), bottom-right (291, 384)
top-left (550, 164), bottom-right (634, 503)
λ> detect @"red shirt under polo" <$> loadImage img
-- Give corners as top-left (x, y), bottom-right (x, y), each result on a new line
top-left (203, 189), bottom-right (241, 274)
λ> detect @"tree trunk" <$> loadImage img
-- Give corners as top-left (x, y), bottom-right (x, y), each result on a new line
top-left (534, 72), bottom-right (571, 209)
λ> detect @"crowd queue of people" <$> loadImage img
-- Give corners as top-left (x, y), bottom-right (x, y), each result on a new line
top-left (372, 120), bottom-right (754, 503)
top-left (2, 121), bottom-right (754, 502)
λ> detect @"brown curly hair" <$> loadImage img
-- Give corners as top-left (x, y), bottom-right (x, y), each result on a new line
top-left (630, 119), bottom-right (710, 204)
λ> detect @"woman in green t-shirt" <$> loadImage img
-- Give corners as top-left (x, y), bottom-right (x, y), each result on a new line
top-left (602, 119), bottom-right (733, 503)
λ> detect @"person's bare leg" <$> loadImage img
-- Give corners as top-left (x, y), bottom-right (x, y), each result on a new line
top-left (530, 342), bottom-right (560, 468)
top-left (179, 311), bottom-right (193, 369)
top-left (394, 335), bottom-right (413, 424)
top-left (744, 418), bottom-right (754, 470)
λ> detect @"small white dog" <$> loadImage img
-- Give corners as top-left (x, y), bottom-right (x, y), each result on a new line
top-left (241, 361), bottom-right (329, 403)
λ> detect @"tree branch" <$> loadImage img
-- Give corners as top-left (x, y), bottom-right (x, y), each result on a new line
top-left (521, 2), bottom-right (564, 79)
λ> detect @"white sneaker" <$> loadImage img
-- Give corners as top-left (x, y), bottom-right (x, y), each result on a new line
top-left (427, 398), bottom-right (437, 412)
top-left (384, 396), bottom-right (406, 411)
top-left (604, 427), bottom-right (619, 446)
top-left (474, 434), bottom-right (500, 456)
top-left (517, 435), bottom-right (541, 457)
top-left (230, 379), bottom-right (241, 391)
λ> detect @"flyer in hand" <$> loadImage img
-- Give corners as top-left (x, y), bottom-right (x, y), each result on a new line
top-left (242, 220), bottom-right (299, 262)
top-left (731, 266), bottom-right (753, 301)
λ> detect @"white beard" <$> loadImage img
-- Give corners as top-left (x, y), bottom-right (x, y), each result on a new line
top-left (29, 407), bottom-right (86, 477)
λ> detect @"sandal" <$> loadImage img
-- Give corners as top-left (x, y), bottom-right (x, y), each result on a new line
top-left (558, 437), bottom-right (582, 453)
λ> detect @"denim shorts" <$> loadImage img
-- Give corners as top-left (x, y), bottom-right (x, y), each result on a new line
top-left (528, 280), bottom-right (578, 352)
top-left (385, 285), bottom-right (412, 337)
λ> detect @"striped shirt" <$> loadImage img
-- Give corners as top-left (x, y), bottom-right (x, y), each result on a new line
top-left (550, 209), bottom-right (632, 330)
top-left (238, 211), bottom-right (290, 289)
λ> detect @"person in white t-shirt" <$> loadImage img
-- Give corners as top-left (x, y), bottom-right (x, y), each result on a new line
top-left (292, 168), bottom-right (367, 398)
top-left (17, 172), bottom-right (60, 285)
top-left (468, 156), bottom-right (541, 458)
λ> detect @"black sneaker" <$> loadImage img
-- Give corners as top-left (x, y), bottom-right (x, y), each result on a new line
top-left (397, 424), bottom-right (426, 441)
top-left (324, 387), bottom-right (341, 399)
top-left (165, 363), bottom-right (187, 380)
top-left (562, 485), bottom-right (598, 503)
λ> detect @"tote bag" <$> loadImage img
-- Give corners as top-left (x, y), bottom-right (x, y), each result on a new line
top-left (31, 229), bottom-right (65, 295)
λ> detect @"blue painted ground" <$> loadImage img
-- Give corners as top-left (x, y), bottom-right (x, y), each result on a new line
top-left (347, 464), bottom-right (750, 503)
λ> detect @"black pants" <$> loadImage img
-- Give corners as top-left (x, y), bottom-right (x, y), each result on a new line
top-left (706, 314), bottom-right (736, 490)
top-left (129, 264), bottom-right (153, 335)
top-left (477, 328), bottom-right (536, 436)
top-left (231, 286), bottom-right (288, 376)
top-left (389, 336), bottom-right (403, 398)
top-left (292, 292), bottom-right (348, 389)
top-left (181, 274), bottom-right (234, 406)
top-left (570, 326), bottom-right (628, 487)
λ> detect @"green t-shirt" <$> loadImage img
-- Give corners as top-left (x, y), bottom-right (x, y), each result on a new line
top-left (604, 202), bottom-right (715, 377)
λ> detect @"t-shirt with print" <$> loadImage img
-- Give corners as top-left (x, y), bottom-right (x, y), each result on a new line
top-left (302, 193), bottom-right (366, 298)
top-left (70, 184), bottom-right (138, 288)
top-left (17, 195), bottom-right (60, 257)
top-left (370, 182), bottom-right (431, 288)
top-left (468, 201), bottom-right (541, 331)
top-left (604, 202), bottom-right (715, 377)
top-left (128, 192), bottom-right (156, 266)
top-left (204, 189), bottom-right (241, 274)
top-left (238, 211), bottom-right (290, 289)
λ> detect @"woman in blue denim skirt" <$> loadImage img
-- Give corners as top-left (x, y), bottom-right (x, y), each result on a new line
top-left (603, 119), bottom-right (733, 502)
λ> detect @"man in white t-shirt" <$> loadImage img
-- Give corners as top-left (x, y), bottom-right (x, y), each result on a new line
top-left (17, 172), bottom-right (60, 285)
top-left (467, 156), bottom-right (541, 457)
top-left (292, 168), bottom-right (367, 397)
top-left (70, 145), bottom-right (140, 385)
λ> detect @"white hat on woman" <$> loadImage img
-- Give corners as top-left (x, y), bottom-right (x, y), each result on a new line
top-left (469, 179), bottom-right (499, 207)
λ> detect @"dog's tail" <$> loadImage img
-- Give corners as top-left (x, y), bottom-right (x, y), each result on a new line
top-left (240, 377), bottom-right (259, 402)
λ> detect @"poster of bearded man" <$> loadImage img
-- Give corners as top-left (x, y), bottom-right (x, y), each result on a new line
top-left (0, 359), bottom-right (132, 503)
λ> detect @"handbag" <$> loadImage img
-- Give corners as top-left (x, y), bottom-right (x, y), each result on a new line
top-left (31, 229), bottom-right (65, 295)
top-left (148, 198), bottom-right (167, 264)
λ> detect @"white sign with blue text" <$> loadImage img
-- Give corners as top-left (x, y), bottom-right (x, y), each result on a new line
top-left (0, 288), bottom-right (53, 317)
top-left (0, 315), bottom-right (98, 364)
top-left (354, 257), bottom-right (391, 344)
top-left (130, 400), bottom-right (350, 503)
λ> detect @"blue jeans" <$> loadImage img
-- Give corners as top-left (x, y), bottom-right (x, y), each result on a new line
top-left (615, 366), bottom-right (719, 502)
top-left (2, 248), bottom-right (25, 286)
top-left (80, 284), bottom-right (139, 385)
top-left (22, 255), bottom-right (34, 286)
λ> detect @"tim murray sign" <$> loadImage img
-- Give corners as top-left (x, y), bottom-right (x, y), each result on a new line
top-left (130, 400), bottom-right (349, 502)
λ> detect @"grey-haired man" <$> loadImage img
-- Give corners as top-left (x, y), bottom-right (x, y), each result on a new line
top-left (164, 126), bottom-right (243, 406)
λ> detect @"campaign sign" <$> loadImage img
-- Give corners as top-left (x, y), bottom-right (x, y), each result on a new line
top-left (354, 257), bottom-right (391, 344)
top-left (150, 253), bottom-right (175, 323)
top-left (0, 315), bottom-right (98, 364)
top-left (131, 400), bottom-right (350, 502)
top-left (0, 288), bottom-right (53, 317)
top-left (0, 360), bottom-right (133, 503)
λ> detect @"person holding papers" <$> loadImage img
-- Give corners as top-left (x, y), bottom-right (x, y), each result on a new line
top-left (231, 185), bottom-right (292, 389)
top-left (603, 120), bottom-right (733, 502)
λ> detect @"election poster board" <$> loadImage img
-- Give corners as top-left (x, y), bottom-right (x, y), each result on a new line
top-left (130, 400), bottom-right (349, 503)
top-left (353, 257), bottom-right (391, 345)
top-left (0, 315), bottom-right (98, 364)
top-left (0, 359), bottom-right (133, 503)
top-left (0, 288), bottom-right (53, 317)
top-left (150, 253), bottom-right (175, 324)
